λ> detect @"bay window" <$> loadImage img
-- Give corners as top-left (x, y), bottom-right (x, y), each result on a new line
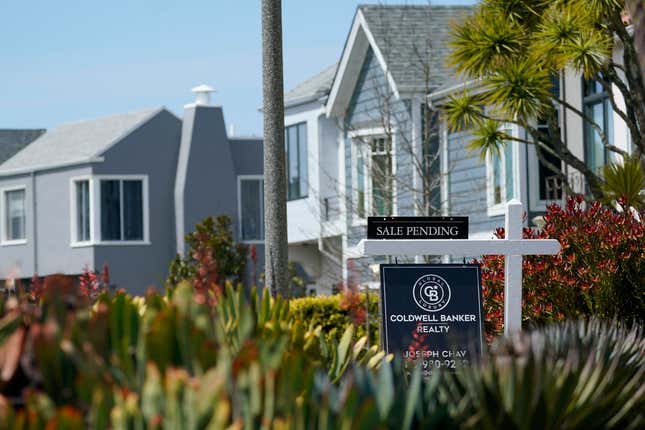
top-left (70, 176), bottom-right (148, 245)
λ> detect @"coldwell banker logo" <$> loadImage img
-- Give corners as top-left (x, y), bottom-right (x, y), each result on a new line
top-left (413, 274), bottom-right (451, 312)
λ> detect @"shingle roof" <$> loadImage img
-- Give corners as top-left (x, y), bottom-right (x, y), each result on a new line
top-left (359, 5), bottom-right (472, 93)
top-left (0, 108), bottom-right (164, 175)
top-left (0, 129), bottom-right (46, 164)
top-left (284, 63), bottom-right (338, 107)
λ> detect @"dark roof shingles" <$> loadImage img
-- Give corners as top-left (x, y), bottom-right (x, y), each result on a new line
top-left (0, 129), bottom-right (46, 164)
top-left (359, 5), bottom-right (472, 93)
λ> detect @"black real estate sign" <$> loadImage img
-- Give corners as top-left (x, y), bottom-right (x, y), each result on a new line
top-left (379, 264), bottom-right (483, 373)
top-left (367, 217), bottom-right (468, 240)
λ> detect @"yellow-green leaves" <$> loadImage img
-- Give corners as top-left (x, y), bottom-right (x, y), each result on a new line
top-left (450, 9), bottom-right (528, 78)
top-left (602, 155), bottom-right (645, 208)
top-left (469, 120), bottom-right (514, 161)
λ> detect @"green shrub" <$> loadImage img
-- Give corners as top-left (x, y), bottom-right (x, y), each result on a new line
top-left (168, 215), bottom-right (248, 291)
top-left (289, 292), bottom-right (380, 345)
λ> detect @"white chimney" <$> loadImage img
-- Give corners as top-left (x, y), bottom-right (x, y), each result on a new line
top-left (229, 123), bottom-right (235, 137)
top-left (188, 84), bottom-right (215, 107)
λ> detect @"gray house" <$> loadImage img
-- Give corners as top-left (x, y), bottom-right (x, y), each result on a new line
top-left (284, 5), bottom-right (473, 291)
top-left (0, 86), bottom-right (264, 294)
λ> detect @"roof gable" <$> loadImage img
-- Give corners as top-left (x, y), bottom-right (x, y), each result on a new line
top-left (0, 108), bottom-right (168, 176)
top-left (326, 5), bottom-right (472, 117)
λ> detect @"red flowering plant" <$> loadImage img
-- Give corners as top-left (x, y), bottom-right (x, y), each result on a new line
top-left (167, 216), bottom-right (248, 301)
top-left (477, 196), bottom-right (645, 340)
top-left (339, 260), bottom-right (367, 327)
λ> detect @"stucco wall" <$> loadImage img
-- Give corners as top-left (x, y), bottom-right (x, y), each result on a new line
top-left (93, 109), bottom-right (181, 294)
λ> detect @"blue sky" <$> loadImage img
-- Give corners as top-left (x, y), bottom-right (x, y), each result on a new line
top-left (1, 0), bottom-right (475, 136)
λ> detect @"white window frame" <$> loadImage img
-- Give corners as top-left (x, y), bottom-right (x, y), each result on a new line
top-left (350, 127), bottom-right (397, 226)
top-left (70, 176), bottom-right (94, 246)
top-left (70, 174), bottom-right (150, 247)
top-left (237, 175), bottom-right (265, 244)
top-left (485, 128), bottom-right (516, 217)
top-left (0, 185), bottom-right (27, 246)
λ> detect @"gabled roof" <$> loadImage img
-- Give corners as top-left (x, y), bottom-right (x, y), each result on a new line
top-left (284, 63), bottom-right (338, 108)
top-left (326, 4), bottom-right (472, 117)
top-left (0, 108), bottom-right (166, 176)
top-left (0, 129), bottom-right (45, 164)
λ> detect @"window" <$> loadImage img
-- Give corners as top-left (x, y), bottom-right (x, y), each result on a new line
top-left (74, 180), bottom-right (91, 242)
top-left (583, 78), bottom-right (613, 174)
top-left (536, 74), bottom-right (563, 201)
top-left (285, 122), bottom-right (308, 200)
top-left (70, 176), bottom-right (148, 245)
top-left (353, 136), bottom-right (393, 219)
top-left (487, 135), bottom-right (514, 211)
top-left (100, 179), bottom-right (144, 241)
top-left (239, 177), bottom-right (264, 242)
top-left (370, 138), bottom-right (393, 216)
top-left (3, 188), bottom-right (26, 243)
top-left (421, 104), bottom-right (441, 212)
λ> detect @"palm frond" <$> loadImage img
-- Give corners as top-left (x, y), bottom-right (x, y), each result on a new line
top-left (485, 59), bottom-right (552, 121)
top-left (602, 155), bottom-right (645, 208)
top-left (449, 10), bottom-right (528, 77)
top-left (442, 92), bottom-right (486, 132)
top-left (468, 119), bottom-right (513, 161)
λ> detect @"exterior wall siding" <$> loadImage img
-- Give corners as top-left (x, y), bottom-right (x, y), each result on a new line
top-left (93, 109), bottom-right (181, 294)
top-left (0, 174), bottom-right (36, 280)
top-left (0, 166), bottom-right (97, 282)
top-left (446, 130), bottom-right (503, 237)
top-left (36, 166), bottom-right (95, 277)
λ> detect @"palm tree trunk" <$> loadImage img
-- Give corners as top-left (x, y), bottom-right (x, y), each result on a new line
top-left (261, 0), bottom-right (289, 297)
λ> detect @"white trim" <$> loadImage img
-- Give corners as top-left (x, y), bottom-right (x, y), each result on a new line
top-left (348, 126), bottom-right (387, 138)
top-left (237, 175), bottom-right (265, 244)
top-left (350, 130), bottom-right (397, 225)
top-left (69, 175), bottom-right (94, 246)
top-left (440, 118), bottom-right (450, 217)
top-left (358, 238), bottom-right (560, 257)
top-left (69, 174), bottom-right (150, 246)
top-left (174, 111), bottom-right (192, 256)
top-left (0, 157), bottom-right (105, 178)
top-left (485, 126), bottom-right (516, 217)
top-left (0, 185), bottom-right (28, 246)
top-left (326, 10), bottom-right (399, 118)
top-left (357, 11), bottom-right (399, 99)
top-left (411, 96), bottom-right (422, 216)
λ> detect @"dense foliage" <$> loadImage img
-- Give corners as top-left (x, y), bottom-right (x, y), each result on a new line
top-left (446, 0), bottom-right (645, 198)
top-left (289, 292), bottom-right (380, 345)
top-left (478, 196), bottom-right (645, 338)
top-left (168, 216), bottom-right (249, 292)
top-left (0, 281), bottom-right (643, 429)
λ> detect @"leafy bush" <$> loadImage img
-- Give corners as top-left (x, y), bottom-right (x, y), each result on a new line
top-left (168, 215), bottom-right (248, 292)
top-left (478, 197), bottom-right (644, 338)
top-left (289, 291), bottom-right (380, 345)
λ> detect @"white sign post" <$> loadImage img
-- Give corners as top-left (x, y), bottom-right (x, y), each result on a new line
top-left (358, 199), bottom-right (560, 336)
